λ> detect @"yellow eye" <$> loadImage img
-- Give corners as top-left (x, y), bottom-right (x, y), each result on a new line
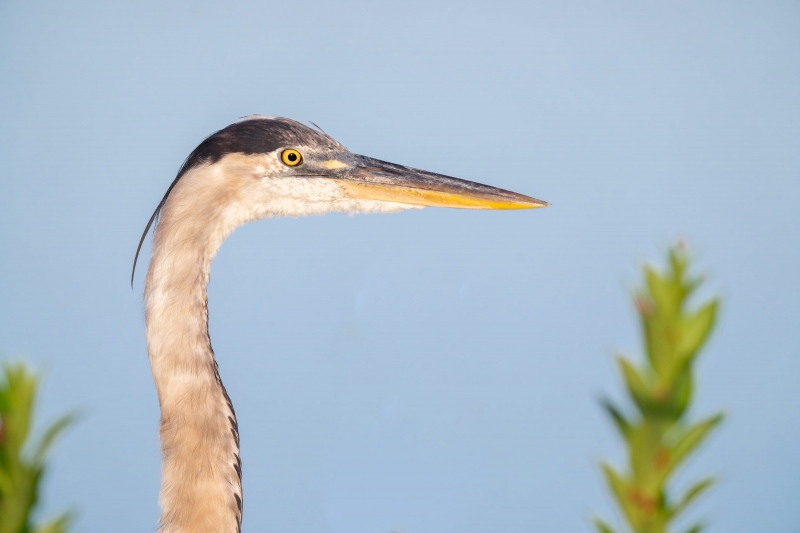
top-left (281, 149), bottom-right (302, 166)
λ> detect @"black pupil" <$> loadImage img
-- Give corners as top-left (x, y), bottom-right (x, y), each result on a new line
top-left (287, 152), bottom-right (297, 162)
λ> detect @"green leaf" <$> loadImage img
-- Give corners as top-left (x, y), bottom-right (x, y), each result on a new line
top-left (592, 517), bottom-right (619, 533)
top-left (677, 300), bottom-right (718, 362)
top-left (33, 412), bottom-right (78, 464)
top-left (1, 364), bottom-right (38, 456)
top-left (669, 414), bottom-right (724, 473)
top-left (645, 266), bottom-right (674, 316)
top-left (668, 247), bottom-right (697, 303)
top-left (667, 367), bottom-right (693, 419)
top-left (642, 267), bottom-right (677, 376)
top-left (617, 357), bottom-right (651, 414)
top-left (601, 463), bottom-right (637, 527)
top-left (668, 246), bottom-right (686, 275)
top-left (601, 399), bottom-right (632, 441)
top-left (33, 511), bottom-right (73, 533)
top-left (681, 524), bottom-right (704, 533)
top-left (669, 477), bottom-right (715, 519)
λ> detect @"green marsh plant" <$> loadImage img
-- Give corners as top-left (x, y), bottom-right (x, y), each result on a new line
top-left (595, 247), bottom-right (723, 533)
top-left (0, 363), bottom-right (75, 533)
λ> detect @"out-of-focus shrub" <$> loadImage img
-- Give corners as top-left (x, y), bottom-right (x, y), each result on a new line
top-left (0, 363), bottom-right (75, 533)
top-left (595, 246), bottom-right (723, 533)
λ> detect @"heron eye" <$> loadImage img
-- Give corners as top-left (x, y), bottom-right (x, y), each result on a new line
top-left (281, 149), bottom-right (302, 166)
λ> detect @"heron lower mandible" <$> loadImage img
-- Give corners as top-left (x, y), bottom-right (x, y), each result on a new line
top-left (134, 116), bottom-right (548, 533)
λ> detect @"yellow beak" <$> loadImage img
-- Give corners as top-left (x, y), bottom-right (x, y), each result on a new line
top-left (332, 155), bottom-right (548, 210)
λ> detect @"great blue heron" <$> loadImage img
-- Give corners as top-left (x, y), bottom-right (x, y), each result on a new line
top-left (133, 116), bottom-right (548, 533)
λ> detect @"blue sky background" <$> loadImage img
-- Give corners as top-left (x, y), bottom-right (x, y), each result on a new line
top-left (1, 1), bottom-right (798, 532)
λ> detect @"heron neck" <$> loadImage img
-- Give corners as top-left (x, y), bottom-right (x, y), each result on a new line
top-left (144, 175), bottom-right (243, 533)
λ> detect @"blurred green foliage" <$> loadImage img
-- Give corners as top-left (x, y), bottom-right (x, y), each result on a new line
top-left (0, 363), bottom-right (74, 533)
top-left (595, 247), bottom-right (723, 533)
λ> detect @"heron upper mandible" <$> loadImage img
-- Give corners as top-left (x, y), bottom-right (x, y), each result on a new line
top-left (134, 115), bottom-right (548, 533)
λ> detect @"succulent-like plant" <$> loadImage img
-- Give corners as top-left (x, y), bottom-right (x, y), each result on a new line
top-left (0, 363), bottom-right (75, 533)
top-left (595, 246), bottom-right (723, 533)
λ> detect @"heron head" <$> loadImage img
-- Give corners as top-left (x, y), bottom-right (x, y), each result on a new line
top-left (133, 116), bottom-right (547, 283)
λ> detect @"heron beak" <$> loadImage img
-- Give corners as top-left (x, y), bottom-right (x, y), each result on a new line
top-left (332, 155), bottom-right (548, 210)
